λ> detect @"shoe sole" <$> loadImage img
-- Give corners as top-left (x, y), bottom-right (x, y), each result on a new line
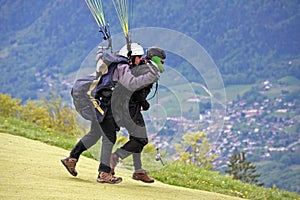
top-left (96, 178), bottom-right (122, 184)
top-left (132, 176), bottom-right (154, 183)
top-left (60, 159), bottom-right (77, 177)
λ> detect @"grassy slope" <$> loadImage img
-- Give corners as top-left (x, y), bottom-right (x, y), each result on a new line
top-left (0, 133), bottom-right (243, 200)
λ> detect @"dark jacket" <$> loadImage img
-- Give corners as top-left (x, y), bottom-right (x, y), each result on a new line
top-left (111, 60), bottom-right (157, 128)
top-left (129, 83), bottom-right (152, 126)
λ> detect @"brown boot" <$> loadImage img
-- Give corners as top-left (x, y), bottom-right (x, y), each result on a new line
top-left (61, 157), bottom-right (78, 177)
top-left (96, 172), bottom-right (122, 184)
top-left (110, 152), bottom-right (119, 175)
top-left (132, 169), bottom-right (154, 183)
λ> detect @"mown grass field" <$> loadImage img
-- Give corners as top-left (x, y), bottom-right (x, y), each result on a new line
top-left (0, 133), bottom-right (243, 200)
top-left (0, 116), bottom-right (299, 200)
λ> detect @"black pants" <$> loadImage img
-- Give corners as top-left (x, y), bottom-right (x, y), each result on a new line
top-left (115, 111), bottom-right (148, 170)
top-left (70, 107), bottom-right (118, 173)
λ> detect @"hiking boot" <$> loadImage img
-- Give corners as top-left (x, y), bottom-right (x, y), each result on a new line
top-left (96, 172), bottom-right (122, 184)
top-left (132, 169), bottom-right (154, 183)
top-left (110, 152), bottom-right (119, 175)
top-left (61, 157), bottom-right (78, 177)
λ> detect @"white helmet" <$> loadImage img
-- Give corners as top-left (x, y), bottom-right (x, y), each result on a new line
top-left (118, 42), bottom-right (144, 57)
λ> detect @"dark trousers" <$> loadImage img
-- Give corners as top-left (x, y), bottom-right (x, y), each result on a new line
top-left (115, 111), bottom-right (148, 170)
top-left (70, 107), bottom-right (118, 173)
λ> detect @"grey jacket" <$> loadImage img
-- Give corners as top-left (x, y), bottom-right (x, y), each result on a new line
top-left (112, 61), bottom-right (159, 92)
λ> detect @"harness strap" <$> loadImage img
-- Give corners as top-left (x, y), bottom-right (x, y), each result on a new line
top-left (92, 99), bottom-right (104, 115)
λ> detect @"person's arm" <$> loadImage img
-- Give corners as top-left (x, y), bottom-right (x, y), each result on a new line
top-left (131, 89), bottom-right (150, 111)
top-left (115, 63), bottom-right (159, 92)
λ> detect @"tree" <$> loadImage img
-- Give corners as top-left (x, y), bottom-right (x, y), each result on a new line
top-left (41, 92), bottom-right (79, 135)
top-left (225, 151), bottom-right (264, 186)
top-left (0, 92), bottom-right (81, 136)
top-left (19, 100), bottom-right (52, 126)
top-left (175, 131), bottom-right (217, 170)
top-left (0, 94), bottom-right (21, 117)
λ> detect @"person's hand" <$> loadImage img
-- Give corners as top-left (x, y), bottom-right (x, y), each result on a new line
top-left (141, 101), bottom-right (150, 111)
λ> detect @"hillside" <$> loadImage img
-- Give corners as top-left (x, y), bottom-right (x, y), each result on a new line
top-left (0, 0), bottom-right (300, 99)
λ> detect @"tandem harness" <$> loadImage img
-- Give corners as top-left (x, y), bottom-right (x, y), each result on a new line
top-left (93, 58), bottom-right (129, 122)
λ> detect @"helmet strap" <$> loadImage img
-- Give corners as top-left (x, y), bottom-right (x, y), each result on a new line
top-left (131, 56), bottom-right (137, 66)
top-left (127, 50), bottom-right (132, 58)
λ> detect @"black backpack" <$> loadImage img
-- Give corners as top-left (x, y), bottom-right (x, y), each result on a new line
top-left (71, 51), bottom-right (128, 121)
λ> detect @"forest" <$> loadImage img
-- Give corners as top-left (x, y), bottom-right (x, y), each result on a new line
top-left (0, 0), bottom-right (299, 100)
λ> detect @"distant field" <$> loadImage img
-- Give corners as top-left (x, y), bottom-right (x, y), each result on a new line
top-left (160, 75), bottom-right (300, 105)
top-left (225, 84), bottom-right (255, 101)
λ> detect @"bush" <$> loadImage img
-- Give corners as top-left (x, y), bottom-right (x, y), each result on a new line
top-left (0, 92), bottom-right (81, 136)
top-left (0, 93), bottom-right (21, 117)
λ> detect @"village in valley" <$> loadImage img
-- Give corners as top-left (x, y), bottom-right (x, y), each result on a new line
top-left (145, 79), bottom-right (300, 168)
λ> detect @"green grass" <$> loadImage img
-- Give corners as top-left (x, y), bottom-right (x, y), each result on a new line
top-left (150, 162), bottom-right (300, 200)
top-left (0, 116), bottom-right (299, 200)
top-left (0, 116), bottom-right (92, 159)
top-left (278, 76), bottom-right (300, 85)
top-left (1, 133), bottom-right (239, 200)
top-left (225, 84), bottom-right (255, 101)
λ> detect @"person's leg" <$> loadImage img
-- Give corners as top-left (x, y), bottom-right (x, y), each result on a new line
top-left (110, 125), bottom-right (148, 175)
top-left (111, 110), bottom-right (148, 167)
top-left (70, 120), bottom-right (102, 159)
top-left (115, 132), bottom-right (148, 159)
top-left (123, 113), bottom-right (154, 183)
top-left (61, 120), bottom-right (101, 176)
top-left (132, 153), bottom-right (142, 170)
top-left (111, 111), bottom-right (154, 183)
top-left (129, 137), bottom-right (154, 183)
top-left (97, 108), bottom-right (122, 184)
top-left (130, 138), bottom-right (154, 183)
top-left (98, 121), bottom-right (116, 173)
